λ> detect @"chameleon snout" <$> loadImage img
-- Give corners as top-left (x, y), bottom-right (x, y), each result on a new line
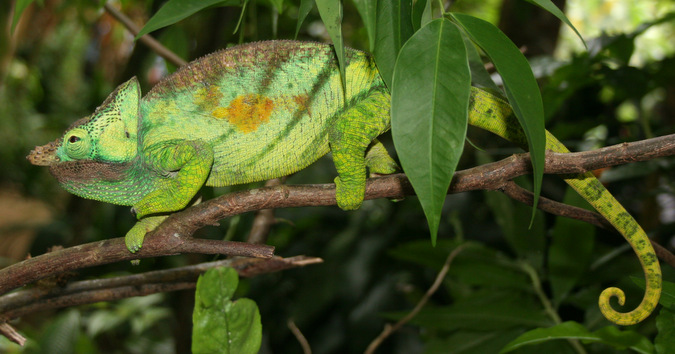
top-left (27, 140), bottom-right (61, 166)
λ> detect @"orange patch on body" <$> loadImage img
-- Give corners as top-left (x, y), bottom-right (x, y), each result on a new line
top-left (222, 94), bottom-right (275, 133)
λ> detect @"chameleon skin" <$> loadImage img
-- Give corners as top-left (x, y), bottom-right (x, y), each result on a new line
top-left (469, 87), bottom-right (661, 326)
top-left (28, 40), bottom-right (660, 325)
top-left (27, 41), bottom-right (397, 252)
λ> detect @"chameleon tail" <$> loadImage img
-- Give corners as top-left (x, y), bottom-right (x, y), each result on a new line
top-left (468, 87), bottom-right (662, 325)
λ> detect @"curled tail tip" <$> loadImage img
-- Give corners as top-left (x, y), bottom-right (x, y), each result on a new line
top-left (598, 284), bottom-right (661, 325)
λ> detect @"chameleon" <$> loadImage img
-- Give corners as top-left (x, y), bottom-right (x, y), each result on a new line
top-left (27, 40), bottom-right (660, 326)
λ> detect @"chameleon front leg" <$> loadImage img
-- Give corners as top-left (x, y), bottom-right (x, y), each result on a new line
top-left (126, 215), bottom-right (168, 253)
top-left (125, 140), bottom-right (213, 252)
top-left (329, 92), bottom-right (392, 210)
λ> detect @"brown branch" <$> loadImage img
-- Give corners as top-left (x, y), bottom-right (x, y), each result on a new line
top-left (103, 3), bottom-right (187, 67)
top-left (0, 256), bottom-right (321, 321)
top-left (0, 234), bottom-right (273, 297)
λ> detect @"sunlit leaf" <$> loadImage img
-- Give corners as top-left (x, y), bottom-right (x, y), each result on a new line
top-left (525, 0), bottom-right (586, 47)
top-left (136, 0), bottom-right (242, 39)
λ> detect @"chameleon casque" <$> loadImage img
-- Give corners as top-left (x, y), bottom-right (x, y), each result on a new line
top-left (27, 40), bottom-right (660, 325)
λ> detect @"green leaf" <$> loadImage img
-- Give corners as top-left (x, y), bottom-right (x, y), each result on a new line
top-left (425, 330), bottom-right (523, 354)
top-left (353, 0), bottom-right (377, 51)
top-left (500, 321), bottom-right (654, 353)
top-left (387, 293), bottom-right (552, 331)
top-left (136, 0), bottom-right (242, 39)
top-left (11, 0), bottom-right (35, 33)
top-left (316, 0), bottom-right (346, 97)
top-left (548, 187), bottom-right (595, 305)
top-left (524, 0), bottom-right (586, 47)
top-left (391, 19), bottom-right (470, 246)
top-left (450, 13), bottom-right (546, 221)
top-left (374, 0), bottom-right (414, 89)
top-left (294, 0), bottom-right (314, 39)
top-left (655, 308), bottom-right (675, 354)
top-left (192, 267), bottom-right (262, 354)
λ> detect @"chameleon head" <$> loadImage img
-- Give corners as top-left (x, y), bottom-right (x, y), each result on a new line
top-left (27, 77), bottom-right (142, 167)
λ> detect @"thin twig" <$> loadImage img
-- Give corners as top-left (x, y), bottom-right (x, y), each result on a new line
top-left (364, 245), bottom-right (466, 354)
top-left (287, 319), bottom-right (312, 354)
top-left (0, 323), bottom-right (25, 346)
top-left (103, 2), bottom-right (187, 67)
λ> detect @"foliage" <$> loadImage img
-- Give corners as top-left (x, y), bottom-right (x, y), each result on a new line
top-left (2, 0), bottom-right (675, 353)
top-left (192, 267), bottom-right (261, 354)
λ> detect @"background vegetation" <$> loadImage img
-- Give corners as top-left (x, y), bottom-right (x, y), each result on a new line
top-left (0, 0), bottom-right (674, 352)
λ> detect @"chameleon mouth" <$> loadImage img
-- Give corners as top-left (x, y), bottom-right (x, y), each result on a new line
top-left (27, 139), bottom-right (61, 166)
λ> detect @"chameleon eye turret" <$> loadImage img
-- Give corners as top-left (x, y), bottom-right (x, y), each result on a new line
top-left (62, 128), bottom-right (92, 161)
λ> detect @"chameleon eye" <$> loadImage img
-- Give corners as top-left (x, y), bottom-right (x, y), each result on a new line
top-left (62, 128), bottom-right (91, 160)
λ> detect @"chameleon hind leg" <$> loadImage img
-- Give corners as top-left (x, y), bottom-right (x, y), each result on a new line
top-left (366, 138), bottom-right (399, 176)
top-left (329, 91), bottom-right (391, 210)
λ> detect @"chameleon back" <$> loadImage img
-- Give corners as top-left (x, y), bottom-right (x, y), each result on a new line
top-left (140, 40), bottom-right (390, 187)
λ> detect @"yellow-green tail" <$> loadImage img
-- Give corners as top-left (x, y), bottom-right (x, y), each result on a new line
top-left (468, 87), bottom-right (662, 325)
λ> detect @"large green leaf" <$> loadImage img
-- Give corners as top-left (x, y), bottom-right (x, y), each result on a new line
top-left (391, 19), bottom-right (470, 246)
top-left (352, 0), bottom-right (377, 51)
top-left (548, 187), bottom-right (595, 305)
top-left (316, 0), bottom-right (345, 96)
top-left (500, 321), bottom-right (654, 353)
top-left (425, 330), bottom-right (523, 354)
top-left (374, 0), bottom-right (414, 89)
top-left (386, 293), bottom-right (553, 331)
top-left (136, 0), bottom-right (242, 39)
top-left (525, 0), bottom-right (586, 47)
top-left (655, 308), bottom-right (675, 354)
top-left (192, 267), bottom-right (261, 354)
top-left (450, 13), bottom-right (546, 220)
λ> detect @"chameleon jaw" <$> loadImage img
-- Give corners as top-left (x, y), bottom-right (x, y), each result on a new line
top-left (27, 139), bottom-right (61, 166)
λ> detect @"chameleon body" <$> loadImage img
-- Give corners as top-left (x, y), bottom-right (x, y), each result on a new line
top-left (27, 40), bottom-right (660, 325)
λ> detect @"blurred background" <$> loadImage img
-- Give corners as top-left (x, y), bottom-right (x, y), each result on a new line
top-left (1, 0), bottom-right (674, 353)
